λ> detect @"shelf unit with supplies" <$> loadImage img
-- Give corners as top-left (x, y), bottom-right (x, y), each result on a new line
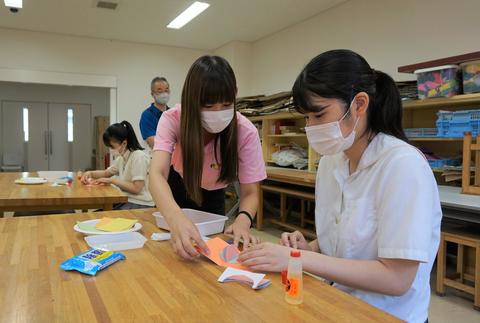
top-left (249, 111), bottom-right (320, 173)
top-left (402, 93), bottom-right (480, 186)
top-left (248, 111), bottom-right (318, 237)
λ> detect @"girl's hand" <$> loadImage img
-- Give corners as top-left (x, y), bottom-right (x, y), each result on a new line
top-left (168, 211), bottom-right (210, 260)
top-left (224, 214), bottom-right (260, 248)
top-left (280, 231), bottom-right (311, 250)
top-left (238, 242), bottom-right (291, 272)
top-left (80, 171), bottom-right (93, 184)
top-left (93, 177), bottom-right (112, 185)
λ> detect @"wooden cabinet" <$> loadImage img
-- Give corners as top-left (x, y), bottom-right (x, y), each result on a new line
top-left (249, 111), bottom-right (319, 173)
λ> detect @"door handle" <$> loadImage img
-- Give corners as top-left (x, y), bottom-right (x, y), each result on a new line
top-left (49, 130), bottom-right (53, 155)
top-left (44, 131), bottom-right (48, 156)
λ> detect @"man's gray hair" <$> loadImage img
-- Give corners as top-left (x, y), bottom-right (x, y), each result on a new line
top-left (151, 77), bottom-right (169, 91)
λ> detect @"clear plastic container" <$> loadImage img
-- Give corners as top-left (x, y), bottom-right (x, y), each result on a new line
top-left (84, 232), bottom-right (147, 251)
top-left (152, 209), bottom-right (227, 236)
top-left (414, 65), bottom-right (460, 99)
top-left (460, 60), bottom-right (480, 94)
top-left (285, 250), bottom-right (303, 305)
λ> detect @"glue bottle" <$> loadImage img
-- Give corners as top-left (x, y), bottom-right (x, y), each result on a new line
top-left (284, 250), bottom-right (303, 304)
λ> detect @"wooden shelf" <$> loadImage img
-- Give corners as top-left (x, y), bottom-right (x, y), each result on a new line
top-left (267, 134), bottom-right (306, 138)
top-left (402, 93), bottom-right (480, 110)
top-left (248, 111), bottom-right (304, 122)
top-left (398, 51), bottom-right (480, 73)
top-left (408, 137), bottom-right (463, 142)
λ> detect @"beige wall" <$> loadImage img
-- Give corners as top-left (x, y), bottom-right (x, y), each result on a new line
top-left (249, 0), bottom-right (480, 95)
top-left (0, 27), bottom-right (208, 143)
top-left (214, 41), bottom-right (253, 97)
top-left (1, 0), bottom-right (479, 114)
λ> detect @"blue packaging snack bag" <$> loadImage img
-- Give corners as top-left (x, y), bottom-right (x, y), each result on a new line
top-left (60, 248), bottom-right (125, 275)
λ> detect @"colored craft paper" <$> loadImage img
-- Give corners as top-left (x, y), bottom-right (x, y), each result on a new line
top-left (218, 267), bottom-right (271, 289)
top-left (76, 222), bottom-right (104, 233)
top-left (96, 218), bottom-right (138, 232)
top-left (197, 237), bottom-right (248, 270)
top-left (95, 217), bottom-right (113, 229)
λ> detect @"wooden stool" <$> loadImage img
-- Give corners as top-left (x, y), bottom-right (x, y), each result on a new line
top-left (462, 132), bottom-right (480, 195)
top-left (436, 229), bottom-right (480, 310)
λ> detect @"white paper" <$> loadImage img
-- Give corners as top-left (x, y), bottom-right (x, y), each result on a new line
top-left (218, 267), bottom-right (266, 289)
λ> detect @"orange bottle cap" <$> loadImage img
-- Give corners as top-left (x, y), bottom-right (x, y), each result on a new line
top-left (290, 250), bottom-right (301, 257)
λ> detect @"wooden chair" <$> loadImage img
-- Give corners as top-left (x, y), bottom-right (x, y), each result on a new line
top-left (462, 132), bottom-right (480, 195)
top-left (436, 229), bottom-right (480, 310)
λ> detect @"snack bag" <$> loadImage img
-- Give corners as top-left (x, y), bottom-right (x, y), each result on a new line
top-left (60, 248), bottom-right (125, 276)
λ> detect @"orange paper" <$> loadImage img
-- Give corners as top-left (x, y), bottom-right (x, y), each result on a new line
top-left (95, 217), bottom-right (113, 229)
top-left (198, 237), bottom-right (248, 270)
top-left (96, 218), bottom-right (138, 232)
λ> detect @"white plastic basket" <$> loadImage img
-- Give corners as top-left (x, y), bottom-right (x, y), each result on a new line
top-left (84, 232), bottom-right (147, 251)
top-left (153, 209), bottom-right (227, 236)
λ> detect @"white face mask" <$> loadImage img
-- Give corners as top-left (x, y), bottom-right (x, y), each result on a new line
top-left (201, 107), bottom-right (235, 133)
top-left (305, 99), bottom-right (359, 155)
top-left (154, 92), bottom-right (170, 105)
top-left (111, 142), bottom-right (127, 158)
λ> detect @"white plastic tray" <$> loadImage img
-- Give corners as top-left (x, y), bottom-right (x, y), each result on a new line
top-left (85, 232), bottom-right (147, 251)
top-left (153, 208), bottom-right (227, 236)
top-left (14, 177), bottom-right (47, 185)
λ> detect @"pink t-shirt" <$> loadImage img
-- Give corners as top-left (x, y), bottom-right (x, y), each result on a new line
top-left (153, 105), bottom-right (266, 190)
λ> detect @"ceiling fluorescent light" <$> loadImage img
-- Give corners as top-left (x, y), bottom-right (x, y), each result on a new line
top-left (4, 0), bottom-right (22, 8)
top-left (167, 2), bottom-right (210, 29)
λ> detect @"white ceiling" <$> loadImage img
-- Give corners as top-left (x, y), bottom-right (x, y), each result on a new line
top-left (0, 0), bottom-right (347, 50)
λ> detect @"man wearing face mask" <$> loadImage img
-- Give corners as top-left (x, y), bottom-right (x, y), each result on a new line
top-left (140, 77), bottom-right (171, 149)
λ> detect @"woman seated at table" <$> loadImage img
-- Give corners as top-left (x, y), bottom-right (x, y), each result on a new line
top-left (81, 121), bottom-right (155, 210)
top-left (239, 50), bottom-right (441, 323)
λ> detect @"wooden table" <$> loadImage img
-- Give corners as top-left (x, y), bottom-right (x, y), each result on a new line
top-left (266, 167), bottom-right (316, 188)
top-left (0, 209), bottom-right (401, 323)
top-left (0, 172), bottom-right (127, 215)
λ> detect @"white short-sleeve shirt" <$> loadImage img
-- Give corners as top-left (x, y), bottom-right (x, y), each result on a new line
top-left (315, 133), bottom-right (442, 323)
top-left (107, 149), bottom-right (154, 206)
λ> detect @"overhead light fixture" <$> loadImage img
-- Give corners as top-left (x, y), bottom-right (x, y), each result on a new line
top-left (4, 0), bottom-right (22, 8)
top-left (167, 1), bottom-right (210, 29)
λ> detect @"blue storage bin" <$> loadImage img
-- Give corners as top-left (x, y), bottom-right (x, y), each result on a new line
top-left (427, 158), bottom-right (461, 169)
top-left (471, 120), bottom-right (480, 136)
top-left (451, 109), bottom-right (480, 122)
top-left (437, 111), bottom-right (453, 122)
top-left (436, 109), bottom-right (480, 137)
top-left (446, 120), bottom-right (472, 137)
top-left (436, 120), bottom-right (450, 137)
top-left (428, 160), bottom-right (443, 168)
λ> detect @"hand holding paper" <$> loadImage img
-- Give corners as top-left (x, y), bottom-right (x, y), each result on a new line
top-left (196, 237), bottom-right (248, 270)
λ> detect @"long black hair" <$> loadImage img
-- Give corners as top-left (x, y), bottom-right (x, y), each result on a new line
top-left (180, 55), bottom-right (238, 205)
top-left (292, 49), bottom-right (407, 142)
top-left (103, 120), bottom-right (144, 151)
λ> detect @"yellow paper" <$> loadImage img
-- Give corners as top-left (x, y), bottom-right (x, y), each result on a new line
top-left (97, 218), bottom-right (138, 232)
top-left (95, 217), bottom-right (113, 229)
